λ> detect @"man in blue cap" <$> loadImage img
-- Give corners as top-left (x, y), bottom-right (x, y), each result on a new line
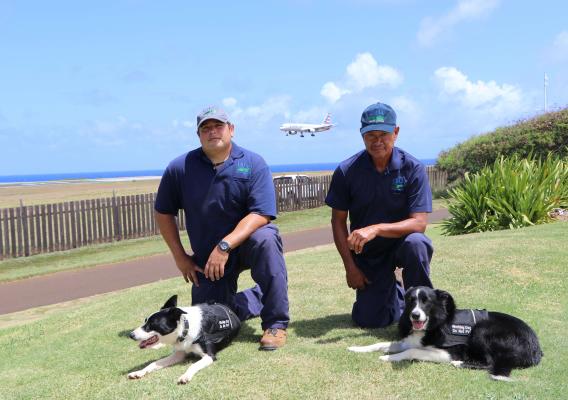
top-left (154, 106), bottom-right (289, 350)
top-left (325, 102), bottom-right (433, 328)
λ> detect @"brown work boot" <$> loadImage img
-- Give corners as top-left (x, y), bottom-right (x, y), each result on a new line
top-left (259, 328), bottom-right (287, 351)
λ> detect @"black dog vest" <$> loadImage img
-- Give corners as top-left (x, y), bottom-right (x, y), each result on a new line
top-left (440, 309), bottom-right (489, 348)
top-left (194, 303), bottom-right (241, 347)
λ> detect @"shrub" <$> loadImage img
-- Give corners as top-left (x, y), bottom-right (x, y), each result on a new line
top-left (437, 107), bottom-right (568, 182)
top-left (441, 154), bottom-right (568, 235)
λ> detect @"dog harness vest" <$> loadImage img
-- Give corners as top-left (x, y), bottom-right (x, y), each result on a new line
top-left (195, 303), bottom-right (241, 346)
top-left (440, 309), bottom-right (489, 348)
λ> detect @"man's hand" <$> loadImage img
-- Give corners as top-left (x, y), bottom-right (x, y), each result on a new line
top-left (347, 225), bottom-right (379, 254)
top-left (345, 264), bottom-right (370, 290)
top-left (204, 247), bottom-right (230, 281)
top-left (174, 253), bottom-right (204, 286)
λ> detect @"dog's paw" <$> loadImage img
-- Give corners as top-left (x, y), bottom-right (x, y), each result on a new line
top-left (347, 346), bottom-right (365, 352)
top-left (128, 370), bottom-right (146, 379)
top-left (450, 360), bottom-right (463, 368)
top-left (177, 374), bottom-right (193, 385)
top-left (380, 354), bottom-right (405, 362)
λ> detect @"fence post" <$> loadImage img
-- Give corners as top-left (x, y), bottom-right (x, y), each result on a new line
top-left (112, 191), bottom-right (121, 241)
top-left (21, 200), bottom-right (30, 257)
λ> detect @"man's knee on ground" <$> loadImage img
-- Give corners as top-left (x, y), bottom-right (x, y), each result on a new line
top-left (352, 305), bottom-right (397, 329)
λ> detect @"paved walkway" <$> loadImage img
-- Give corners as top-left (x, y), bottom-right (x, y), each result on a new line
top-left (0, 209), bottom-right (449, 315)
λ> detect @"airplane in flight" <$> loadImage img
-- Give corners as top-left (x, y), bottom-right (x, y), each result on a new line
top-left (279, 113), bottom-right (334, 137)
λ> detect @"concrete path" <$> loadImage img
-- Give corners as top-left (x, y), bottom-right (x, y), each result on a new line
top-left (0, 209), bottom-right (449, 315)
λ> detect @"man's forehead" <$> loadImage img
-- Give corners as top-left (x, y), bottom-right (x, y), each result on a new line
top-left (199, 119), bottom-right (226, 126)
top-left (364, 130), bottom-right (393, 136)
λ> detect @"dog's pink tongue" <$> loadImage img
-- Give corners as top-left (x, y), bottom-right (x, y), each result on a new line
top-left (139, 335), bottom-right (158, 349)
top-left (412, 321), bottom-right (425, 330)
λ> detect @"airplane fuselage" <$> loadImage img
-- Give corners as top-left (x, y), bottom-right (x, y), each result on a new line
top-left (279, 123), bottom-right (333, 134)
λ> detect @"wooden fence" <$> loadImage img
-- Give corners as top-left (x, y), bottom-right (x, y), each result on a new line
top-left (426, 165), bottom-right (447, 193)
top-left (0, 169), bottom-right (446, 259)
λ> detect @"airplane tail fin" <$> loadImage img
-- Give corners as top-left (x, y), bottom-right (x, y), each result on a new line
top-left (322, 113), bottom-right (332, 124)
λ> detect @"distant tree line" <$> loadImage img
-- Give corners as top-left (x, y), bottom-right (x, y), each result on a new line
top-left (437, 107), bottom-right (568, 183)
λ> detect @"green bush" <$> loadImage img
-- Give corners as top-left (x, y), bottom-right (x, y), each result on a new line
top-left (441, 154), bottom-right (568, 235)
top-left (437, 108), bottom-right (568, 182)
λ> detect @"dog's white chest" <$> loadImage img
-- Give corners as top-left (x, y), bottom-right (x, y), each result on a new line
top-left (405, 331), bottom-right (425, 348)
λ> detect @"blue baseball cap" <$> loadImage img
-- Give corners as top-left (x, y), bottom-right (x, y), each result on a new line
top-left (196, 106), bottom-right (230, 129)
top-left (360, 102), bottom-right (397, 136)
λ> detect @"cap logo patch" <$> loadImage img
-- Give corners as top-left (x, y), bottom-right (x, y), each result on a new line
top-left (368, 115), bottom-right (385, 123)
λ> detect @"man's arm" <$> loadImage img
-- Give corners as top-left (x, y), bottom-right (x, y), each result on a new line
top-left (331, 209), bottom-right (370, 290)
top-left (155, 211), bottom-right (203, 286)
top-left (347, 212), bottom-right (428, 254)
top-left (204, 213), bottom-right (270, 281)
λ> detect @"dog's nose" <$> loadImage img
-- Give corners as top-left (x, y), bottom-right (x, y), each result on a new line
top-left (129, 331), bottom-right (136, 340)
top-left (411, 311), bottom-right (421, 320)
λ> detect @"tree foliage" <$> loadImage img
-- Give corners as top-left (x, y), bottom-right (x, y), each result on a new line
top-left (437, 108), bottom-right (568, 183)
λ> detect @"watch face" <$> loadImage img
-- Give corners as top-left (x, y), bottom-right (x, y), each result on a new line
top-left (219, 241), bottom-right (230, 252)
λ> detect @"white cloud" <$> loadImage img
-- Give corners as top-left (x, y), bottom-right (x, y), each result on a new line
top-left (320, 82), bottom-right (351, 104)
top-left (390, 96), bottom-right (421, 119)
top-left (230, 96), bottom-right (292, 125)
top-left (434, 66), bottom-right (524, 115)
top-left (547, 30), bottom-right (568, 63)
top-left (417, 0), bottom-right (500, 47)
top-left (222, 97), bottom-right (238, 108)
top-left (321, 52), bottom-right (403, 103)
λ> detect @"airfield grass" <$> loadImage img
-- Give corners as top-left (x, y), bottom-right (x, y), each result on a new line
top-left (0, 222), bottom-right (566, 399)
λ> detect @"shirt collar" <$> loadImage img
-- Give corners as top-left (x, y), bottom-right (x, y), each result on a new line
top-left (360, 147), bottom-right (403, 174)
top-left (199, 141), bottom-right (244, 165)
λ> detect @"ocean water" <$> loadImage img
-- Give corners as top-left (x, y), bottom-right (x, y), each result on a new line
top-left (0, 159), bottom-right (436, 184)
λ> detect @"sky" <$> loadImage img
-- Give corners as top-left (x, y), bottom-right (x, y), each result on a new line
top-left (1, 0), bottom-right (567, 176)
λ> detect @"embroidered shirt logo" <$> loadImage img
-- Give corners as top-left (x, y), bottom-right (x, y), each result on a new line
top-left (391, 176), bottom-right (407, 193)
top-left (235, 163), bottom-right (251, 177)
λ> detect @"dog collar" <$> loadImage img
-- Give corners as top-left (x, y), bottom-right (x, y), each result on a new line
top-left (177, 316), bottom-right (190, 342)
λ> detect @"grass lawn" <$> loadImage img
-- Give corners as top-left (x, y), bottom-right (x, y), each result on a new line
top-left (0, 200), bottom-right (447, 283)
top-left (0, 222), bottom-right (566, 399)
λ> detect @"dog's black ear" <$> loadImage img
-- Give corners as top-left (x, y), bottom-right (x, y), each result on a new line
top-left (170, 307), bottom-right (187, 321)
top-left (162, 295), bottom-right (178, 309)
top-left (435, 289), bottom-right (456, 316)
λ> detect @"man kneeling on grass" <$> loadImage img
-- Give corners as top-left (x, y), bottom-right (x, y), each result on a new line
top-left (154, 106), bottom-right (289, 350)
top-left (325, 102), bottom-right (434, 328)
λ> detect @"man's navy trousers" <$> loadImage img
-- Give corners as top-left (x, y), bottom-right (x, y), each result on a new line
top-left (352, 232), bottom-right (433, 328)
top-left (190, 224), bottom-right (289, 331)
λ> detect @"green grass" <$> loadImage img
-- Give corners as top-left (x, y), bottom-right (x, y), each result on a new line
top-left (0, 200), bottom-right (446, 282)
top-left (1, 222), bottom-right (566, 399)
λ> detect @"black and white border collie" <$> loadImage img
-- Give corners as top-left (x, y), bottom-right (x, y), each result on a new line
top-left (128, 295), bottom-right (240, 384)
top-left (348, 286), bottom-right (543, 381)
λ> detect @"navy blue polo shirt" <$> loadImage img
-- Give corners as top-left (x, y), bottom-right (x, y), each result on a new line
top-left (325, 147), bottom-right (431, 255)
top-left (155, 142), bottom-right (276, 267)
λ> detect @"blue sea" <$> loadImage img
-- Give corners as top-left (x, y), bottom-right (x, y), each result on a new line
top-left (0, 160), bottom-right (436, 184)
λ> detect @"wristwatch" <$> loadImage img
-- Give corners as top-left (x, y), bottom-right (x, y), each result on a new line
top-left (217, 240), bottom-right (232, 253)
